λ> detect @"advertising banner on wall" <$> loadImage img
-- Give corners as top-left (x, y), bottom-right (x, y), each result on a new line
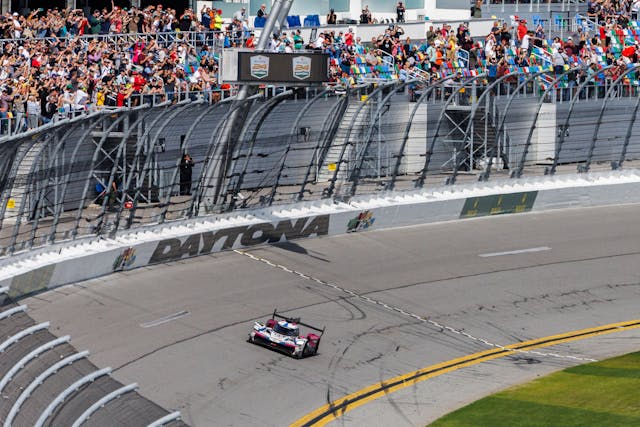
top-left (13, 178), bottom-right (640, 299)
top-left (147, 215), bottom-right (330, 264)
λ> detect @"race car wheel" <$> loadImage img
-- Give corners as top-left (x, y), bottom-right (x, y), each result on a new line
top-left (297, 343), bottom-right (307, 359)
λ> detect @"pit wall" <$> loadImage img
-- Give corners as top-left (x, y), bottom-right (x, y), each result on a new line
top-left (1, 170), bottom-right (640, 301)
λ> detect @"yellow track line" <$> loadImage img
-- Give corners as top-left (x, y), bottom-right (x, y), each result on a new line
top-left (291, 319), bottom-right (640, 427)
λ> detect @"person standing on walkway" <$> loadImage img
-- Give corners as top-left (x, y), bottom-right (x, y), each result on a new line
top-left (180, 153), bottom-right (194, 196)
top-left (326, 9), bottom-right (337, 25)
top-left (397, 2), bottom-right (406, 23)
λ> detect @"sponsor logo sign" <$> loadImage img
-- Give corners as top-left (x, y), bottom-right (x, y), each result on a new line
top-left (292, 56), bottom-right (311, 80)
top-left (113, 247), bottom-right (137, 271)
top-left (150, 215), bottom-right (330, 264)
top-left (347, 210), bottom-right (375, 233)
top-left (250, 55), bottom-right (269, 79)
top-left (460, 191), bottom-right (538, 218)
top-left (236, 52), bottom-right (329, 84)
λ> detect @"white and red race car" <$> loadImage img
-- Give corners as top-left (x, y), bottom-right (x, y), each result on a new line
top-left (249, 310), bottom-right (325, 359)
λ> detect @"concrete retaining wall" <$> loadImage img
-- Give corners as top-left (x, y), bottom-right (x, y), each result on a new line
top-left (1, 170), bottom-right (640, 301)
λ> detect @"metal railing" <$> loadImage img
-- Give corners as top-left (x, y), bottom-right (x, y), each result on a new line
top-left (457, 49), bottom-right (470, 69)
top-left (485, 0), bottom-right (584, 14)
top-left (0, 29), bottom-right (241, 51)
top-left (574, 13), bottom-right (600, 33)
top-left (1, 88), bottom-right (236, 139)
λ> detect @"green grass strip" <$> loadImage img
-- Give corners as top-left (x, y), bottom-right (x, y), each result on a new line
top-left (429, 352), bottom-right (640, 427)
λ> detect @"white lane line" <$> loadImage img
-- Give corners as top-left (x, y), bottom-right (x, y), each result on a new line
top-left (233, 249), bottom-right (595, 363)
top-left (479, 246), bottom-right (551, 258)
top-left (140, 310), bottom-right (190, 328)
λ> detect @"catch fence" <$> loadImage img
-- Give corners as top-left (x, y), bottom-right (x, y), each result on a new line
top-left (1, 68), bottom-right (640, 255)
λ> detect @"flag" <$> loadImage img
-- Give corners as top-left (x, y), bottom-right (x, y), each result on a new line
top-left (622, 46), bottom-right (635, 57)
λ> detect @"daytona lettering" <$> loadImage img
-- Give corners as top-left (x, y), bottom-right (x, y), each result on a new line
top-left (149, 215), bottom-right (330, 263)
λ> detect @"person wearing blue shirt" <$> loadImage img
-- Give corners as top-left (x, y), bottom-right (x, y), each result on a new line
top-left (201, 7), bottom-right (211, 29)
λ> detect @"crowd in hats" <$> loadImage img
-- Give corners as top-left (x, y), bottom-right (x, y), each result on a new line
top-left (2, 0), bottom-right (640, 135)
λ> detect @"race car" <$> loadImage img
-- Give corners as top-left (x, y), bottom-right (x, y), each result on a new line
top-left (248, 310), bottom-right (325, 359)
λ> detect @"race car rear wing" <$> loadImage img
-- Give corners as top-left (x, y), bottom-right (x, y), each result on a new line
top-left (271, 309), bottom-right (325, 335)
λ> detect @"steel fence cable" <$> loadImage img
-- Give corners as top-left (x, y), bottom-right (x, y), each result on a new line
top-left (584, 64), bottom-right (640, 173)
top-left (350, 81), bottom-right (408, 196)
top-left (548, 64), bottom-right (618, 176)
top-left (267, 88), bottom-right (331, 206)
top-left (325, 83), bottom-right (395, 199)
top-left (511, 64), bottom-right (602, 178)
top-left (118, 102), bottom-right (201, 232)
top-left (71, 104), bottom-right (167, 238)
top-left (157, 100), bottom-right (233, 224)
top-left (416, 74), bottom-right (487, 188)
top-left (190, 94), bottom-right (262, 217)
top-left (226, 90), bottom-right (293, 212)
top-left (489, 69), bottom-right (556, 179)
top-left (296, 93), bottom-right (350, 202)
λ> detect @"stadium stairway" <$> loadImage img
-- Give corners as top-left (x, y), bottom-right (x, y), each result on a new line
top-left (4, 140), bottom-right (43, 224)
top-left (318, 97), bottom-right (372, 186)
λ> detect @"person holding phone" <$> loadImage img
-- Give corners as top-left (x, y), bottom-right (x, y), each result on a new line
top-left (180, 153), bottom-right (194, 196)
top-left (396, 2), bottom-right (406, 23)
top-left (326, 8), bottom-right (336, 25)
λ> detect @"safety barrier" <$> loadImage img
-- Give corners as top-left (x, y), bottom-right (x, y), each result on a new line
top-left (1, 169), bottom-right (640, 299)
top-left (4, 351), bottom-right (90, 427)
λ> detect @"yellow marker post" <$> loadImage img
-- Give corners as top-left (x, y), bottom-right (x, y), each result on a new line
top-left (6, 199), bottom-right (15, 209)
top-left (327, 163), bottom-right (336, 172)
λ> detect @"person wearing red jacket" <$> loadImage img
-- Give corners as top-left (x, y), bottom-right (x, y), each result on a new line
top-left (517, 19), bottom-right (528, 42)
top-left (131, 71), bottom-right (146, 106)
top-left (132, 71), bottom-right (146, 91)
top-left (344, 28), bottom-right (354, 47)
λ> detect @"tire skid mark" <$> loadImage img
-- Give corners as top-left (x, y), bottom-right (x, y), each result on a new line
top-left (292, 319), bottom-right (640, 427)
top-left (234, 249), bottom-right (596, 364)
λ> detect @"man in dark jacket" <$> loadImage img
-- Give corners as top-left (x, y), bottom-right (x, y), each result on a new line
top-left (326, 9), bottom-right (336, 25)
top-left (180, 153), bottom-right (194, 196)
top-left (397, 2), bottom-right (406, 23)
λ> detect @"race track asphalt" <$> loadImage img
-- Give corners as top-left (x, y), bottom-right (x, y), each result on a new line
top-left (23, 203), bottom-right (640, 427)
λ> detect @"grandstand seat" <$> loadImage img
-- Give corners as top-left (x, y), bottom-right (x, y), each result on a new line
top-left (287, 15), bottom-right (301, 28)
top-left (554, 15), bottom-right (566, 29)
top-left (304, 14), bottom-right (320, 27)
top-left (575, 15), bottom-right (590, 31)
top-left (532, 15), bottom-right (542, 27)
top-left (254, 16), bottom-right (266, 28)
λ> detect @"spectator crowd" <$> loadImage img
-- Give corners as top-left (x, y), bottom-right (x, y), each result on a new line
top-left (1, 0), bottom-right (640, 134)
top-left (0, 2), bottom-right (250, 133)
